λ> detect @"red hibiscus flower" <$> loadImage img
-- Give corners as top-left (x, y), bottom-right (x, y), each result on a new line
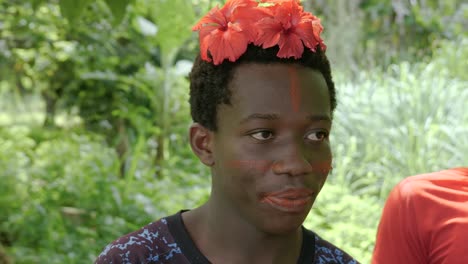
top-left (192, 0), bottom-right (265, 65)
top-left (259, 0), bottom-right (301, 4)
top-left (192, 0), bottom-right (328, 64)
top-left (255, 0), bottom-right (326, 59)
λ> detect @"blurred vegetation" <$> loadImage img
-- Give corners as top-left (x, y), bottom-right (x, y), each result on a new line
top-left (0, 0), bottom-right (467, 263)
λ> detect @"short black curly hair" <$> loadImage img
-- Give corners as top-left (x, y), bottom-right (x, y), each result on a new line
top-left (189, 44), bottom-right (336, 131)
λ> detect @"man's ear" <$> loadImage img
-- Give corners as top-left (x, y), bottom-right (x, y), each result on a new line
top-left (189, 123), bottom-right (215, 166)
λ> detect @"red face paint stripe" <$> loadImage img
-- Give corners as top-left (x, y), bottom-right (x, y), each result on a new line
top-left (288, 67), bottom-right (301, 113)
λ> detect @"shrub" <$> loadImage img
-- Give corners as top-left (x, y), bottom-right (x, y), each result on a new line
top-left (305, 50), bottom-right (468, 262)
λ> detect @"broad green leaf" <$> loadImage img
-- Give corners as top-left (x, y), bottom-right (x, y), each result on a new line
top-left (152, 0), bottom-right (195, 57)
top-left (58, 0), bottom-right (92, 24)
top-left (104, 0), bottom-right (131, 25)
top-left (31, 0), bottom-right (44, 11)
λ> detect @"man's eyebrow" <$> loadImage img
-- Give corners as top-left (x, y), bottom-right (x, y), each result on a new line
top-left (307, 114), bottom-right (331, 122)
top-left (240, 113), bottom-right (279, 124)
top-left (239, 113), bottom-right (331, 124)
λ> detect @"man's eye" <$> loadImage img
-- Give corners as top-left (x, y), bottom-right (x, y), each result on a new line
top-left (250, 131), bottom-right (274, 141)
top-left (307, 131), bottom-right (329, 141)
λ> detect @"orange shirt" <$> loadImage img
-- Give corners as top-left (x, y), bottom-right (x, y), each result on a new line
top-left (372, 168), bottom-right (468, 264)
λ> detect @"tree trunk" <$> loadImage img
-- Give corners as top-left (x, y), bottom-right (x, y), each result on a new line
top-left (0, 243), bottom-right (12, 264)
top-left (42, 90), bottom-right (57, 127)
top-left (116, 118), bottom-right (129, 177)
top-left (152, 49), bottom-right (178, 178)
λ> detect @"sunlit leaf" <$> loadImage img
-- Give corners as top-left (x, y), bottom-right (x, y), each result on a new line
top-left (31, 0), bottom-right (44, 11)
top-left (104, 0), bottom-right (131, 25)
top-left (152, 0), bottom-right (195, 56)
top-left (135, 16), bottom-right (158, 36)
top-left (174, 60), bottom-right (193, 76)
top-left (58, 0), bottom-right (93, 24)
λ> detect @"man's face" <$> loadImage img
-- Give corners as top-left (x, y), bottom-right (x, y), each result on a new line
top-left (212, 63), bottom-right (332, 234)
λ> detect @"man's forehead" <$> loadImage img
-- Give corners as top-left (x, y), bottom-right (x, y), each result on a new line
top-left (226, 64), bottom-right (329, 115)
top-left (229, 63), bottom-right (325, 95)
top-left (239, 113), bottom-right (331, 125)
top-left (231, 63), bottom-right (305, 82)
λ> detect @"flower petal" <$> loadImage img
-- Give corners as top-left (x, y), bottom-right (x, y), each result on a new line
top-left (199, 35), bottom-right (212, 62)
top-left (277, 32), bottom-right (304, 59)
top-left (254, 17), bottom-right (282, 47)
top-left (311, 19), bottom-right (324, 42)
top-left (286, 1), bottom-right (304, 26)
top-left (221, 0), bottom-right (258, 18)
top-left (224, 30), bottom-right (249, 62)
top-left (260, 0), bottom-right (300, 4)
top-left (197, 24), bottom-right (221, 47)
top-left (206, 28), bottom-right (249, 65)
top-left (192, 6), bottom-right (226, 31)
top-left (233, 6), bottom-right (271, 42)
top-left (294, 21), bottom-right (317, 50)
top-left (271, 0), bottom-right (303, 27)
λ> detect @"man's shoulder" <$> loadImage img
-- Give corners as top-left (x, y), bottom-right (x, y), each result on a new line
top-left (395, 167), bottom-right (468, 200)
top-left (95, 215), bottom-right (188, 264)
top-left (309, 230), bottom-right (360, 264)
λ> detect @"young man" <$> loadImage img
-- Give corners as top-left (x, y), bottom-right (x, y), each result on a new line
top-left (96, 1), bottom-right (357, 263)
top-left (372, 167), bottom-right (468, 264)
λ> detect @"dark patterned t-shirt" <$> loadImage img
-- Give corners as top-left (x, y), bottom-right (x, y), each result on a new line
top-left (95, 211), bottom-right (359, 264)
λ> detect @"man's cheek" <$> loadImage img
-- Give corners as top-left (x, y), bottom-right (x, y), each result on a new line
top-left (226, 159), bottom-right (332, 175)
top-left (227, 159), bottom-right (271, 174)
top-left (313, 160), bottom-right (333, 175)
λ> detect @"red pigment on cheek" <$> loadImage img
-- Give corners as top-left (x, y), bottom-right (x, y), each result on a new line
top-left (288, 67), bottom-right (300, 113)
top-left (271, 159), bottom-right (333, 174)
top-left (227, 159), bottom-right (332, 174)
top-left (227, 160), bottom-right (271, 173)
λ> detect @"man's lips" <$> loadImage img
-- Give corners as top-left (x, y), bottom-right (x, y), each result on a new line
top-left (260, 188), bottom-right (314, 213)
top-left (261, 188), bottom-right (314, 199)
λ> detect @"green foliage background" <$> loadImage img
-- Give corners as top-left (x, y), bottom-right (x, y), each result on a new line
top-left (0, 0), bottom-right (467, 263)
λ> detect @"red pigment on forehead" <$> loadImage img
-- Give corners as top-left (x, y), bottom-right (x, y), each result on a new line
top-left (288, 66), bottom-right (301, 113)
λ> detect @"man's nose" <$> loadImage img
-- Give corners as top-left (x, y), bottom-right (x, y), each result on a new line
top-left (271, 145), bottom-right (314, 177)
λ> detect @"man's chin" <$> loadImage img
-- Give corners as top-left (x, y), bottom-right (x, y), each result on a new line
top-left (255, 210), bottom-right (310, 236)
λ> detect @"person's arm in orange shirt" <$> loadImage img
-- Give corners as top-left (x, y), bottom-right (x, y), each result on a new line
top-left (372, 181), bottom-right (427, 264)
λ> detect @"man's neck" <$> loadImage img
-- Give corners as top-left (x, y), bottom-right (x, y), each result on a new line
top-left (182, 198), bottom-right (303, 264)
